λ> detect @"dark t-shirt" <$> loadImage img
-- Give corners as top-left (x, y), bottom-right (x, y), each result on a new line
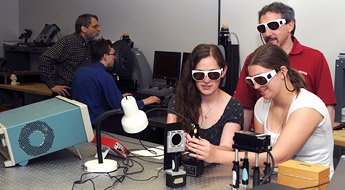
top-left (168, 96), bottom-right (243, 145)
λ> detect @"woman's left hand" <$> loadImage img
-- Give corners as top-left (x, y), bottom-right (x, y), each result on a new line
top-left (186, 134), bottom-right (217, 163)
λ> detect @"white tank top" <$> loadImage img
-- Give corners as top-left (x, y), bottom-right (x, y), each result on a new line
top-left (254, 88), bottom-right (334, 178)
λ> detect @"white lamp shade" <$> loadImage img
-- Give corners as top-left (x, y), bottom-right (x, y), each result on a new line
top-left (121, 96), bottom-right (148, 134)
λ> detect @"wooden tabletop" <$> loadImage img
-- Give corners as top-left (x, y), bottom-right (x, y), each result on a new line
top-left (0, 83), bottom-right (52, 96)
top-left (334, 129), bottom-right (345, 147)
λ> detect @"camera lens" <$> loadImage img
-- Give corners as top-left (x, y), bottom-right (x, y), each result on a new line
top-left (172, 134), bottom-right (182, 145)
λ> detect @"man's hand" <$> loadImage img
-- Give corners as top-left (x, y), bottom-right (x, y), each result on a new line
top-left (143, 96), bottom-right (161, 105)
top-left (51, 85), bottom-right (71, 97)
top-left (122, 93), bottom-right (133, 97)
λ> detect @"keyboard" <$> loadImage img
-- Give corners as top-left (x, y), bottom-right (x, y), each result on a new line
top-left (137, 87), bottom-right (174, 97)
top-left (334, 122), bottom-right (345, 130)
top-left (132, 91), bottom-right (166, 103)
top-left (132, 91), bottom-right (151, 100)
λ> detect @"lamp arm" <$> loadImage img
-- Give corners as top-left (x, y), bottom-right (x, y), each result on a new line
top-left (145, 108), bottom-right (190, 124)
top-left (96, 108), bottom-right (124, 164)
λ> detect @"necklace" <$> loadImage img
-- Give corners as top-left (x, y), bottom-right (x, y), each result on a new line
top-left (202, 92), bottom-right (220, 120)
top-left (269, 92), bottom-right (295, 145)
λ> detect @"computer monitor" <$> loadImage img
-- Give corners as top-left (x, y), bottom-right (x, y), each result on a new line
top-left (181, 52), bottom-right (190, 74)
top-left (152, 51), bottom-right (181, 82)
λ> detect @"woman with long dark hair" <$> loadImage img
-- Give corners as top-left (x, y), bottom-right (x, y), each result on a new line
top-left (167, 44), bottom-right (243, 153)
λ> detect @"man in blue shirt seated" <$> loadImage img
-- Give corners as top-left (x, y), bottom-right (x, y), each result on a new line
top-left (71, 38), bottom-right (160, 125)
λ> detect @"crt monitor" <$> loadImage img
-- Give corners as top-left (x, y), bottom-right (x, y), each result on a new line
top-left (181, 52), bottom-right (190, 74)
top-left (152, 51), bottom-right (181, 81)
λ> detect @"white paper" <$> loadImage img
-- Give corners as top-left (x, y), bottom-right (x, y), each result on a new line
top-left (131, 146), bottom-right (164, 160)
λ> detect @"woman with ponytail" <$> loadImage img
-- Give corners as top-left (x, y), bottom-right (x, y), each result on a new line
top-left (186, 44), bottom-right (334, 178)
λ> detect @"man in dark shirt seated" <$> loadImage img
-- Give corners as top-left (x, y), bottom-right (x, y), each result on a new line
top-left (71, 38), bottom-right (160, 125)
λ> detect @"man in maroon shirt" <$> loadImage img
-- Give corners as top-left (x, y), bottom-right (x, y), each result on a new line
top-left (234, 2), bottom-right (336, 131)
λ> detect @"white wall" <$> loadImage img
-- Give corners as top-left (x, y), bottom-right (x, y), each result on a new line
top-left (0, 0), bottom-right (19, 57)
top-left (18, 0), bottom-right (217, 71)
top-left (17, 0), bottom-right (345, 84)
top-left (221, 0), bottom-right (345, 83)
top-left (289, 0), bottom-right (345, 82)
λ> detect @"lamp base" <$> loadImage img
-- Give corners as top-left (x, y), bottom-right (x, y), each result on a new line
top-left (84, 159), bottom-right (118, 173)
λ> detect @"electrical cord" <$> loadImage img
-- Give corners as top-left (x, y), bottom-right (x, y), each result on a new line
top-left (102, 131), bottom-right (142, 145)
top-left (73, 153), bottom-right (164, 190)
top-left (102, 131), bottom-right (163, 150)
top-left (100, 131), bottom-right (165, 160)
top-left (145, 107), bottom-right (190, 123)
top-left (78, 154), bottom-right (163, 190)
top-left (120, 157), bottom-right (162, 179)
top-left (123, 157), bottom-right (144, 175)
top-left (230, 32), bottom-right (240, 45)
top-left (71, 172), bottom-right (99, 190)
top-left (126, 166), bottom-right (165, 182)
top-left (72, 107), bottom-right (186, 189)
top-left (256, 151), bottom-right (329, 190)
top-left (129, 151), bottom-right (164, 164)
top-left (299, 181), bottom-right (329, 189)
top-left (72, 106), bottom-right (175, 189)
top-left (104, 156), bottom-right (164, 189)
top-left (128, 149), bottom-right (164, 157)
top-left (120, 152), bottom-right (164, 178)
top-left (102, 157), bottom-right (131, 190)
top-left (259, 150), bottom-right (275, 186)
top-left (283, 72), bottom-right (296, 92)
top-left (145, 107), bottom-right (199, 142)
top-left (71, 152), bottom-right (160, 190)
top-left (137, 133), bottom-right (157, 155)
top-left (104, 174), bottom-right (124, 190)
top-left (100, 131), bottom-right (165, 163)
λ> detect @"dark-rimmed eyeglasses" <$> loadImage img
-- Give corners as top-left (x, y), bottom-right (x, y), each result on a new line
top-left (192, 68), bottom-right (223, 81)
top-left (107, 53), bottom-right (116, 56)
top-left (257, 19), bottom-right (286, 33)
top-left (91, 24), bottom-right (101, 29)
top-left (245, 68), bottom-right (280, 87)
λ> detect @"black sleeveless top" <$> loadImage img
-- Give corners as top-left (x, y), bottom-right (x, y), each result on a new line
top-left (168, 96), bottom-right (243, 145)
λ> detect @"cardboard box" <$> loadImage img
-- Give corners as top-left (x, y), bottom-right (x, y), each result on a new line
top-left (278, 160), bottom-right (329, 190)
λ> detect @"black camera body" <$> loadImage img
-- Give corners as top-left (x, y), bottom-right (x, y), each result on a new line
top-left (164, 122), bottom-right (186, 188)
top-left (164, 122), bottom-right (184, 169)
top-left (233, 131), bottom-right (271, 153)
top-left (34, 24), bottom-right (60, 46)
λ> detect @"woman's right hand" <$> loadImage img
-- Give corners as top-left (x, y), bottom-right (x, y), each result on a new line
top-left (185, 133), bottom-right (217, 163)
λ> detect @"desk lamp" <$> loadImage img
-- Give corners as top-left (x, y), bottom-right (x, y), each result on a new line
top-left (84, 96), bottom-right (148, 173)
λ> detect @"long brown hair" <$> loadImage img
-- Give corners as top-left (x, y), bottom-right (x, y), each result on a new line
top-left (246, 44), bottom-right (307, 93)
top-left (174, 44), bottom-right (226, 131)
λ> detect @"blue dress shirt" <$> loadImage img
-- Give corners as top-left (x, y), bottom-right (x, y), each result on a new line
top-left (71, 61), bottom-right (144, 125)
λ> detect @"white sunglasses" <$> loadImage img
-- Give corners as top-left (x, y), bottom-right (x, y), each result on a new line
top-left (192, 68), bottom-right (223, 81)
top-left (257, 19), bottom-right (286, 33)
top-left (245, 68), bottom-right (280, 87)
